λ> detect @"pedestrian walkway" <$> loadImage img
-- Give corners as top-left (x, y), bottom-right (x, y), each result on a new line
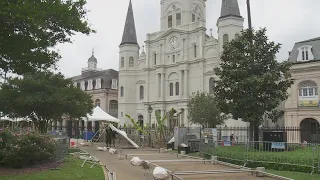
top-left (80, 145), bottom-right (153, 180)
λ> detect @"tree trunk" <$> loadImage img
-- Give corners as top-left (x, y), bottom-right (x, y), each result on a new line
top-left (254, 124), bottom-right (259, 150)
top-left (39, 120), bottom-right (47, 134)
top-left (249, 123), bottom-right (254, 141)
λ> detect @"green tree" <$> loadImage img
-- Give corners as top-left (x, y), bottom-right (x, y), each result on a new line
top-left (0, 0), bottom-right (95, 76)
top-left (155, 110), bottom-right (167, 147)
top-left (214, 28), bottom-right (293, 141)
top-left (0, 71), bottom-right (94, 133)
top-left (187, 92), bottom-right (226, 128)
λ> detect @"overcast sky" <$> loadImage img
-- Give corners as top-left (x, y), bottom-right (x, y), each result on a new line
top-left (56, 0), bottom-right (320, 78)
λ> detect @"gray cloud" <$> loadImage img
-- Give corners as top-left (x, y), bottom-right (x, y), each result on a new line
top-left (56, 0), bottom-right (320, 77)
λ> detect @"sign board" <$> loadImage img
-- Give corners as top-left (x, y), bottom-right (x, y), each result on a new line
top-left (223, 141), bottom-right (231, 147)
top-left (271, 142), bottom-right (285, 149)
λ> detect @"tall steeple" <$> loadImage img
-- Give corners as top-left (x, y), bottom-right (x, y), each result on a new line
top-left (120, 0), bottom-right (138, 46)
top-left (219, 0), bottom-right (242, 19)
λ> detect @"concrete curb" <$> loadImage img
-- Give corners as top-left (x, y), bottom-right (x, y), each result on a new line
top-left (78, 148), bottom-right (109, 180)
top-left (100, 162), bottom-right (109, 180)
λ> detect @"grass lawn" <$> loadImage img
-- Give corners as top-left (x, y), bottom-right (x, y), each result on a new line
top-left (267, 170), bottom-right (320, 180)
top-left (0, 157), bottom-right (105, 180)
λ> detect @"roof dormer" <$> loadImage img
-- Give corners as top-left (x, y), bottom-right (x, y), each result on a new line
top-left (297, 45), bottom-right (314, 61)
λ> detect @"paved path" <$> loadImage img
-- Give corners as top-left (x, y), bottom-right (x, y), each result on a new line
top-left (80, 144), bottom-right (275, 180)
top-left (80, 145), bottom-right (153, 180)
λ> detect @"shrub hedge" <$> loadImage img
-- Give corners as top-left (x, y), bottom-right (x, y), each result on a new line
top-left (202, 145), bottom-right (319, 173)
top-left (0, 128), bottom-right (56, 168)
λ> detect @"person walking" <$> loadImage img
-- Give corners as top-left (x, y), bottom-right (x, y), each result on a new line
top-left (105, 127), bottom-right (112, 147)
top-left (111, 130), bottom-right (117, 147)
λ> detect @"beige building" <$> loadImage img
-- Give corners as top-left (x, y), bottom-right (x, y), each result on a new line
top-left (51, 50), bottom-right (119, 136)
top-left (285, 37), bottom-right (320, 143)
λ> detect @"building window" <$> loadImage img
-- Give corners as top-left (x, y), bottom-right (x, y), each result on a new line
top-left (111, 79), bottom-right (118, 90)
top-left (121, 57), bottom-right (124, 68)
top-left (154, 53), bottom-right (157, 65)
top-left (120, 86), bottom-right (124, 97)
top-left (168, 15), bottom-right (172, 28)
top-left (172, 55), bottom-right (176, 62)
top-left (176, 13), bottom-right (181, 26)
top-left (92, 80), bottom-right (96, 89)
top-left (95, 99), bottom-right (101, 107)
top-left (298, 81), bottom-right (318, 97)
top-left (301, 47), bottom-right (309, 61)
top-left (235, 33), bottom-right (239, 39)
top-left (223, 34), bottom-right (229, 44)
top-left (169, 83), bottom-right (173, 96)
top-left (192, 14), bottom-right (195, 22)
top-left (84, 81), bottom-right (88, 90)
top-left (109, 100), bottom-right (118, 110)
top-left (129, 57), bottom-right (134, 67)
top-left (139, 85), bottom-right (144, 100)
top-left (194, 45), bottom-right (197, 58)
top-left (175, 82), bottom-right (179, 95)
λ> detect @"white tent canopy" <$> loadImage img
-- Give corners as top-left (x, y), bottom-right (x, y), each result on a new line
top-left (85, 106), bottom-right (119, 123)
top-left (0, 115), bottom-right (32, 122)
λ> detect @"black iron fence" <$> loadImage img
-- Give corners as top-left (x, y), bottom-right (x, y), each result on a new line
top-left (46, 124), bottom-right (320, 145)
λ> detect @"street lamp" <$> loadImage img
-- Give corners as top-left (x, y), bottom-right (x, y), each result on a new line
top-left (147, 105), bottom-right (153, 126)
top-left (147, 105), bottom-right (153, 147)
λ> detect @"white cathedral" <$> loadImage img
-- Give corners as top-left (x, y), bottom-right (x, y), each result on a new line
top-left (118, 0), bottom-right (248, 128)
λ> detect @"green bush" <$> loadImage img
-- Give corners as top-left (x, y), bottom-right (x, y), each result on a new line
top-left (0, 128), bottom-right (56, 168)
top-left (202, 145), bottom-right (319, 173)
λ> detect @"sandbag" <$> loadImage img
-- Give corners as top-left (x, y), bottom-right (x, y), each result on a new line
top-left (153, 167), bottom-right (170, 180)
top-left (130, 157), bottom-right (142, 166)
top-left (109, 148), bottom-right (117, 154)
top-left (97, 147), bottom-right (108, 152)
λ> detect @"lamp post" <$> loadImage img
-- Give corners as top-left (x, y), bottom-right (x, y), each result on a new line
top-left (147, 105), bottom-right (153, 147)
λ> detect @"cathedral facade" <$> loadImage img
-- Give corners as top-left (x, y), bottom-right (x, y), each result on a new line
top-left (118, 0), bottom-right (247, 127)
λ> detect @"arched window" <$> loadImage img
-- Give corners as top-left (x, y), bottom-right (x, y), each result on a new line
top-left (209, 77), bottom-right (215, 94)
top-left (139, 85), bottom-right (144, 100)
top-left (129, 57), bottom-right (134, 67)
top-left (223, 34), bottom-right (229, 44)
top-left (298, 81), bottom-right (318, 97)
top-left (84, 81), bottom-right (88, 90)
top-left (120, 86), bottom-right (124, 97)
top-left (235, 33), bottom-right (240, 39)
top-left (176, 13), bottom-right (181, 26)
top-left (168, 15), bottom-right (172, 28)
top-left (95, 99), bottom-right (101, 107)
top-left (169, 83), bottom-right (173, 96)
top-left (121, 57), bottom-right (124, 68)
top-left (154, 53), bottom-right (157, 65)
top-left (194, 45), bottom-right (197, 58)
top-left (175, 82), bottom-right (179, 95)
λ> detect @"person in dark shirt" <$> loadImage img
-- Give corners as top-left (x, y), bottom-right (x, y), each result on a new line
top-left (105, 127), bottom-right (112, 147)
top-left (111, 130), bottom-right (117, 147)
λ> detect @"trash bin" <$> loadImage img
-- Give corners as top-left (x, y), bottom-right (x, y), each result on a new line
top-left (167, 142), bottom-right (174, 150)
top-left (177, 144), bottom-right (190, 154)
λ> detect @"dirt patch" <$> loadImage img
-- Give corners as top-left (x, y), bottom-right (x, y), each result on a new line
top-left (0, 161), bottom-right (62, 176)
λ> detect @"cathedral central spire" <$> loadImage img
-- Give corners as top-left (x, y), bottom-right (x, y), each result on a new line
top-left (120, 0), bottom-right (138, 46)
top-left (219, 0), bottom-right (242, 19)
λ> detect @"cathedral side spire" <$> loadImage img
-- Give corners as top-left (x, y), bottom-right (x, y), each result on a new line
top-left (120, 0), bottom-right (138, 46)
top-left (219, 0), bottom-right (242, 19)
